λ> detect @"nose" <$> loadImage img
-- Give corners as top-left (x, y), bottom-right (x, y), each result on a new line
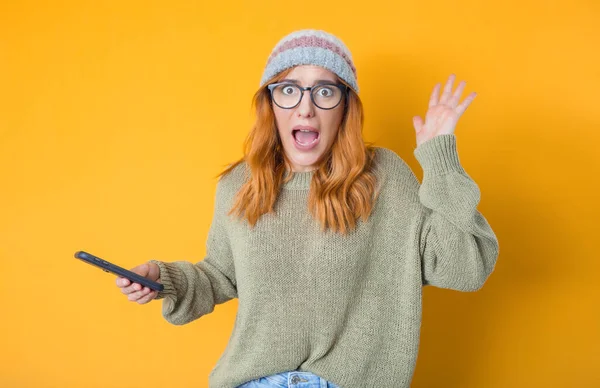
top-left (296, 89), bottom-right (315, 118)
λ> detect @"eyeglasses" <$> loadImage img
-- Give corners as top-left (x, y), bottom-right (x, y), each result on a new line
top-left (267, 82), bottom-right (348, 110)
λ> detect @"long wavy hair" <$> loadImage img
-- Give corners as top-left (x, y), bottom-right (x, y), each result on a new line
top-left (216, 67), bottom-right (381, 235)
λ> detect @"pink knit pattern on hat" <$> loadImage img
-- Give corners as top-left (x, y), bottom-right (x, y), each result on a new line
top-left (266, 35), bottom-right (357, 78)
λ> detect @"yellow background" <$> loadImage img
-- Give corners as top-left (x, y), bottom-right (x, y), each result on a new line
top-left (1, 0), bottom-right (598, 387)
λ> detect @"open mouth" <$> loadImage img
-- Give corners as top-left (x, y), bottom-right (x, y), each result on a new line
top-left (292, 129), bottom-right (320, 146)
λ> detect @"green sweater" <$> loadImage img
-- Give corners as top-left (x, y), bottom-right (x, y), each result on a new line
top-left (150, 134), bottom-right (499, 388)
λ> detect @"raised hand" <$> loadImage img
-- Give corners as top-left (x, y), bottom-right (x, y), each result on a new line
top-left (412, 74), bottom-right (477, 147)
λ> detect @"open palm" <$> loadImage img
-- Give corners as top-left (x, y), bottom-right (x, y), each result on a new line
top-left (413, 74), bottom-right (477, 147)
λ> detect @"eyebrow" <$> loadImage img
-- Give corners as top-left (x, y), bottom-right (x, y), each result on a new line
top-left (280, 78), bottom-right (337, 85)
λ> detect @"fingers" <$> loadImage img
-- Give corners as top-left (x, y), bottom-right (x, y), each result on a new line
top-left (440, 74), bottom-right (455, 104)
top-left (455, 92), bottom-right (477, 117)
top-left (116, 275), bottom-right (138, 292)
top-left (426, 74), bottom-right (475, 124)
top-left (116, 275), bottom-right (146, 298)
top-left (115, 262), bottom-right (160, 304)
top-left (115, 263), bottom-right (151, 293)
top-left (450, 80), bottom-right (467, 107)
top-left (413, 116), bottom-right (423, 133)
top-left (116, 276), bottom-right (130, 287)
top-left (121, 282), bottom-right (143, 295)
top-left (128, 286), bottom-right (157, 304)
top-left (127, 286), bottom-right (149, 301)
top-left (136, 290), bottom-right (158, 304)
top-left (428, 83), bottom-right (441, 108)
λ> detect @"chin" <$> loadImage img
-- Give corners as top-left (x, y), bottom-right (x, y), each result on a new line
top-left (283, 139), bottom-right (331, 170)
top-left (290, 152), bottom-right (324, 169)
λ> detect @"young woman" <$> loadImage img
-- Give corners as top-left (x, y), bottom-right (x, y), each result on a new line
top-left (116, 29), bottom-right (499, 388)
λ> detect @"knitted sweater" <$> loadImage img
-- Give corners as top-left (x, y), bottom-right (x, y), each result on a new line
top-left (149, 134), bottom-right (499, 388)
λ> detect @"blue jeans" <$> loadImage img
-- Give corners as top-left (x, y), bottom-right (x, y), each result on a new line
top-left (236, 370), bottom-right (341, 388)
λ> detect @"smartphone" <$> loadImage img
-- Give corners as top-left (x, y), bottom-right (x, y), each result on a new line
top-left (74, 250), bottom-right (164, 292)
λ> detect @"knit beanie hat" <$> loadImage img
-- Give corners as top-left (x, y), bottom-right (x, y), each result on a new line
top-left (259, 29), bottom-right (359, 94)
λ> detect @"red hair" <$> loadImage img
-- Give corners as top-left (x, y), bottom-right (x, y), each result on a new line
top-left (216, 67), bottom-right (381, 235)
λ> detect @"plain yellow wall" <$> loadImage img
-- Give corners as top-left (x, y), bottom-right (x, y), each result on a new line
top-left (1, 0), bottom-right (598, 387)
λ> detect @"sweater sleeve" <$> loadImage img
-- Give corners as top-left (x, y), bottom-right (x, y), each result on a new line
top-left (148, 179), bottom-right (238, 325)
top-left (412, 134), bottom-right (499, 291)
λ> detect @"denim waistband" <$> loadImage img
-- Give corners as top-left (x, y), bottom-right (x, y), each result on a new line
top-left (236, 370), bottom-right (341, 388)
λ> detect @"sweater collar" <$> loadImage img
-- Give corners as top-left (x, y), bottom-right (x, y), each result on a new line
top-left (281, 169), bottom-right (314, 190)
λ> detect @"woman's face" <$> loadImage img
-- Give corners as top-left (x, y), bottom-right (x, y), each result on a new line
top-left (272, 65), bottom-right (345, 172)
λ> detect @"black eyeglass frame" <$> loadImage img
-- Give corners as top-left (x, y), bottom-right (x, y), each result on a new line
top-left (267, 82), bottom-right (349, 110)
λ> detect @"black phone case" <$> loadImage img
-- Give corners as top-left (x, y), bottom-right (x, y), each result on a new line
top-left (74, 250), bottom-right (164, 292)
